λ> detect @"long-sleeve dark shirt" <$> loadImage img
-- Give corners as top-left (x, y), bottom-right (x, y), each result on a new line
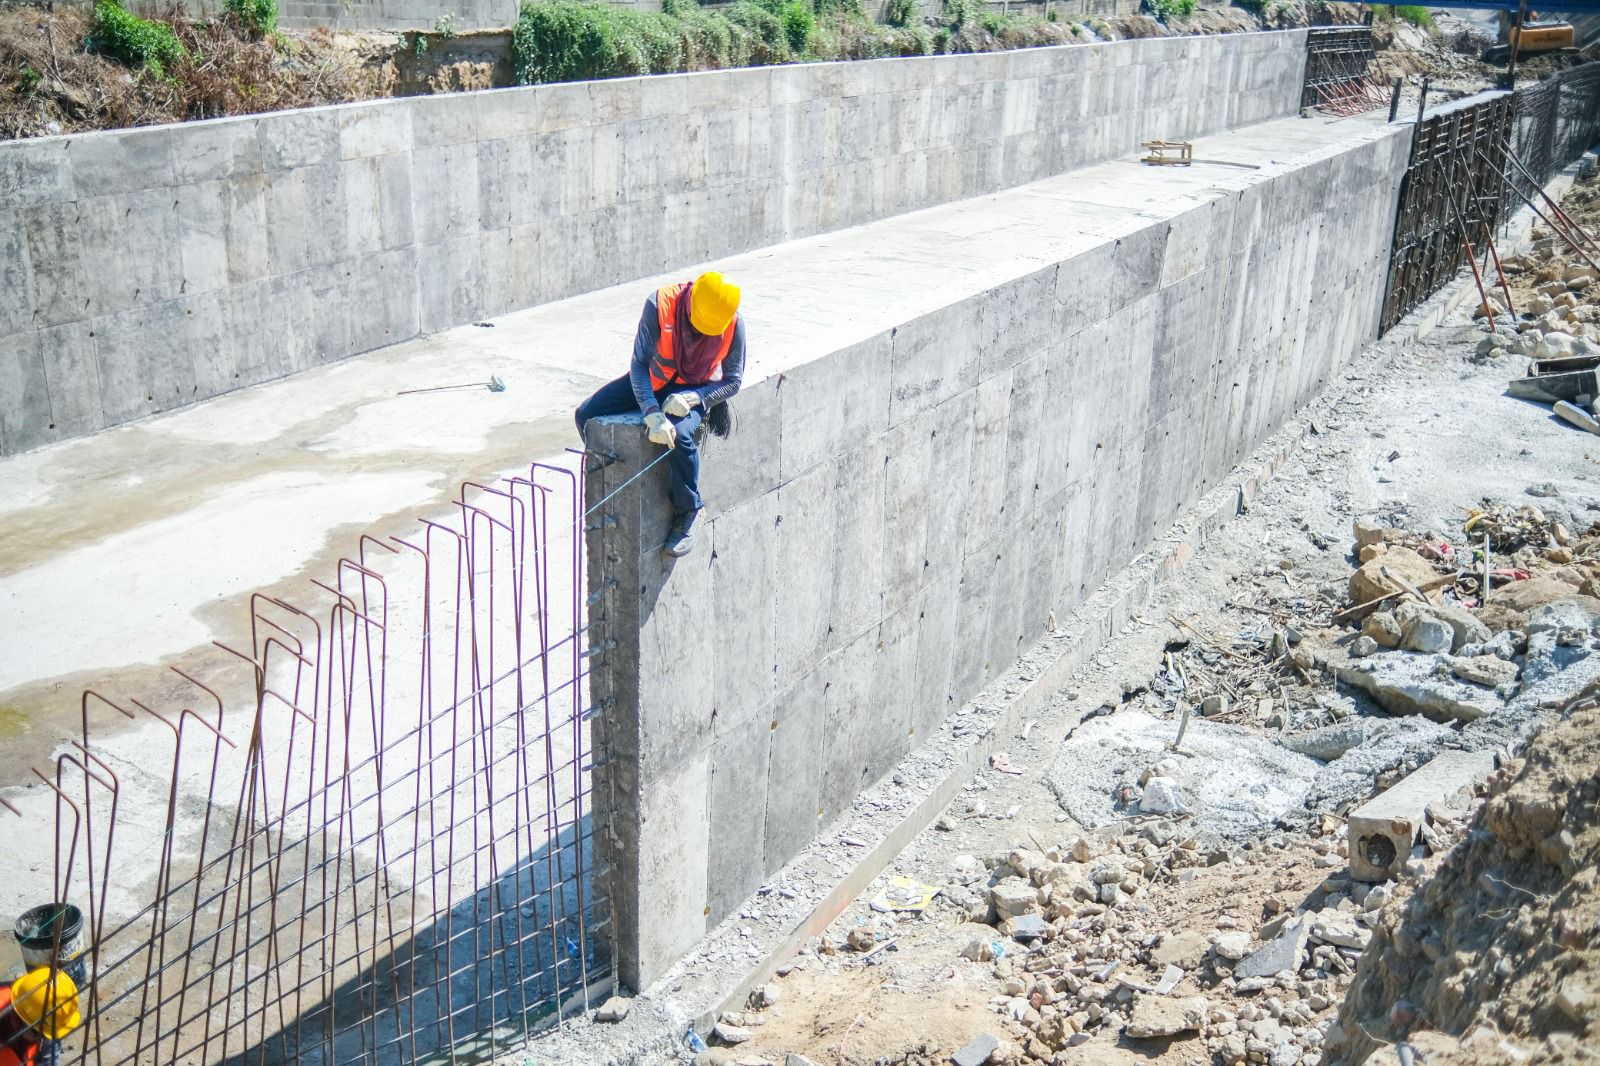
top-left (629, 292), bottom-right (746, 416)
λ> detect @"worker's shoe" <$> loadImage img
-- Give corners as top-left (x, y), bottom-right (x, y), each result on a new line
top-left (663, 508), bottom-right (701, 557)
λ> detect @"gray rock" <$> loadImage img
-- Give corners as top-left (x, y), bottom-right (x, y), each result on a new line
top-left (750, 983), bottom-right (782, 1008)
top-left (1456, 629), bottom-right (1520, 661)
top-left (1235, 919), bottom-right (1310, 979)
top-left (1527, 481), bottom-right (1562, 498)
top-left (1213, 931), bottom-right (1250, 961)
top-left (786, 1056), bottom-right (820, 1066)
top-left (1350, 635), bottom-right (1379, 658)
top-left (1332, 654), bottom-right (1502, 722)
top-left (1524, 599), bottom-right (1598, 636)
top-left (595, 995), bottom-right (632, 1023)
top-left (1451, 655), bottom-right (1519, 688)
top-left (989, 878), bottom-right (1037, 918)
top-left (1280, 722), bottom-right (1366, 762)
top-left (1126, 995), bottom-right (1206, 1037)
top-left (1401, 615), bottom-right (1453, 655)
top-left (1362, 611), bottom-right (1403, 649)
top-left (951, 1033), bottom-right (1000, 1066)
top-left (1007, 913), bottom-right (1049, 942)
top-left (1201, 694), bottom-right (1228, 717)
top-left (712, 1022), bottom-right (752, 1045)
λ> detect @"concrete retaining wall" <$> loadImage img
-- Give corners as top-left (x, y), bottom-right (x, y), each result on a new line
top-left (0, 29), bottom-right (1307, 456)
top-left (585, 120), bottom-right (1412, 991)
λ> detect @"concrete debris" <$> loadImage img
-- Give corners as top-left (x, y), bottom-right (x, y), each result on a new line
top-left (713, 1022), bottom-right (752, 1045)
top-left (749, 983), bottom-right (782, 1009)
top-left (1348, 547), bottom-right (1437, 613)
top-left (1212, 931), bottom-right (1250, 961)
top-left (1332, 654), bottom-right (1503, 723)
top-left (1125, 995), bottom-right (1206, 1038)
top-left (594, 995), bottom-right (632, 1023)
top-left (1362, 611), bottom-right (1403, 648)
top-left (1235, 919), bottom-right (1310, 980)
top-left (951, 1033), bottom-right (1000, 1066)
top-left (989, 878), bottom-right (1039, 918)
top-left (1450, 655), bottom-right (1518, 688)
top-left (1347, 750), bottom-right (1496, 881)
top-left (1138, 777), bottom-right (1190, 815)
top-left (1279, 721), bottom-right (1366, 762)
top-left (1153, 964), bottom-right (1183, 995)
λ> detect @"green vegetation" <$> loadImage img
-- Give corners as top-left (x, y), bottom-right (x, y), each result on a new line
top-left (16, 64), bottom-right (42, 92)
top-left (88, 0), bottom-right (188, 77)
top-left (1371, 4), bottom-right (1433, 30)
top-left (434, 11), bottom-right (460, 36)
top-left (224, 0), bottom-right (277, 37)
top-left (511, 0), bottom-right (1077, 85)
top-left (1145, 0), bottom-right (1195, 23)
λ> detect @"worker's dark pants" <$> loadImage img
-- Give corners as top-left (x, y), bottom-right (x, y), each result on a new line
top-left (575, 374), bottom-right (704, 514)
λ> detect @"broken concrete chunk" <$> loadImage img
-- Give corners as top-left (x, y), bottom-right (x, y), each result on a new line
top-left (990, 878), bottom-right (1039, 918)
top-left (1281, 722), bottom-right (1366, 762)
top-left (1125, 995), bottom-right (1207, 1038)
top-left (1005, 913), bottom-right (1049, 942)
top-left (1524, 599), bottom-right (1599, 636)
top-left (1332, 655), bottom-right (1503, 723)
top-left (595, 995), bottom-right (632, 1022)
top-left (1451, 655), bottom-right (1519, 688)
top-left (1310, 912), bottom-right (1372, 949)
top-left (1353, 519), bottom-right (1385, 548)
top-left (749, 983), bottom-right (782, 1009)
top-left (1154, 964), bottom-right (1183, 995)
top-left (1487, 577), bottom-right (1597, 616)
top-left (1235, 919), bottom-right (1310, 979)
top-left (1151, 929), bottom-right (1210, 970)
top-left (1350, 635), bottom-right (1379, 657)
top-left (713, 1022), bottom-right (752, 1045)
top-left (1213, 931), bottom-right (1250, 961)
top-left (1349, 548), bottom-right (1437, 611)
top-left (1348, 750), bottom-right (1496, 881)
top-left (1362, 611), bottom-right (1403, 649)
top-left (786, 1055), bottom-right (820, 1066)
top-left (1401, 615), bottom-right (1453, 654)
top-left (951, 1033), bottom-right (1000, 1066)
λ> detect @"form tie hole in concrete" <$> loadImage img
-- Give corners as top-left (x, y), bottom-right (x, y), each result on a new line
top-left (1362, 833), bottom-right (1397, 871)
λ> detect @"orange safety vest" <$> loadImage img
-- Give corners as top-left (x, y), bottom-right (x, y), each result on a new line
top-left (649, 283), bottom-right (737, 392)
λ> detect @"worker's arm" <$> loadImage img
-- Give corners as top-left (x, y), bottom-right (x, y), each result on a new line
top-left (630, 295), bottom-right (662, 416)
top-left (696, 317), bottom-right (745, 407)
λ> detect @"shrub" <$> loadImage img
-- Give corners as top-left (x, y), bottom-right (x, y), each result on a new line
top-left (89, 0), bottom-right (188, 77)
top-left (1393, 4), bottom-right (1433, 29)
top-left (883, 0), bottom-right (915, 27)
top-left (225, 0), bottom-right (278, 37)
top-left (1145, 0), bottom-right (1194, 22)
top-left (779, 0), bottom-right (812, 51)
top-left (17, 64), bottom-right (42, 92)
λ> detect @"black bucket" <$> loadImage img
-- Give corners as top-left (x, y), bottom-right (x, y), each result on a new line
top-left (14, 904), bottom-right (86, 987)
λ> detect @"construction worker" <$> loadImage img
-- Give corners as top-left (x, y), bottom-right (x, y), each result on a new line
top-left (574, 271), bottom-right (744, 557)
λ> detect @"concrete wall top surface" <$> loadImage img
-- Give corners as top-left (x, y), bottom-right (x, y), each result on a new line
top-left (0, 28), bottom-right (1309, 457)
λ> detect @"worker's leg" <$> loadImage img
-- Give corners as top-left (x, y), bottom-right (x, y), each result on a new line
top-left (666, 407), bottom-right (705, 514)
top-left (573, 374), bottom-right (638, 438)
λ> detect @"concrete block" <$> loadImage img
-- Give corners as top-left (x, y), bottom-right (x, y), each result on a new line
top-left (412, 143), bottom-right (481, 247)
top-left (23, 200), bottom-right (88, 331)
top-left (706, 711), bottom-right (772, 924)
top-left (778, 335), bottom-right (890, 482)
top-left (710, 491), bottom-right (779, 736)
top-left (0, 329), bottom-right (53, 454)
top-left (698, 375), bottom-right (780, 520)
top-left (978, 265), bottom-right (1058, 381)
top-left (881, 406), bottom-right (936, 617)
top-left (410, 92), bottom-right (480, 148)
top-left (0, 210), bottom-right (33, 336)
top-left (762, 670), bottom-right (826, 875)
top-left (415, 233), bottom-right (483, 335)
top-left (93, 298), bottom-right (195, 424)
top-left (176, 182), bottom-right (231, 297)
top-left (77, 189), bottom-right (184, 316)
top-left (773, 458), bottom-right (835, 687)
top-left (221, 172), bottom-right (272, 286)
top-left (257, 107), bottom-right (341, 171)
top-left (0, 137), bottom-right (74, 210)
top-left (629, 748), bottom-right (710, 989)
top-left (169, 117), bottom-right (263, 184)
top-left (1348, 750), bottom-right (1495, 882)
top-left (963, 368), bottom-right (1013, 557)
top-left (816, 632), bottom-right (881, 823)
top-left (70, 126), bottom-right (175, 194)
top-left (888, 299), bottom-right (980, 426)
top-left (339, 101), bottom-right (412, 159)
top-left (637, 541), bottom-right (717, 779)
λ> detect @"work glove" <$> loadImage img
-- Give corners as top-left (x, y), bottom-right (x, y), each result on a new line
top-left (663, 391), bottom-right (700, 418)
top-left (644, 411), bottom-right (675, 449)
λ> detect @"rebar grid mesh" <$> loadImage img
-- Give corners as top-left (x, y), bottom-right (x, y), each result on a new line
top-left (1302, 27), bottom-right (1383, 113)
top-left (17, 458), bottom-right (606, 1066)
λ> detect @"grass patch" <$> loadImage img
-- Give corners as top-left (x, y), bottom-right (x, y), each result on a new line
top-left (224, 0), bottom-right (277, 38)
top-left (88, 0), bottom-right (187, 77)
top-left (1372, 4), bottom-right (1433, 30)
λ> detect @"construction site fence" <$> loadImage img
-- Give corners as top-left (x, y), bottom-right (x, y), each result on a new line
top-left (1502, 62), bottom-right (1600, 220)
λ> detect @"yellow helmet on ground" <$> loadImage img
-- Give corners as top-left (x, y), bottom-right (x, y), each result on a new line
top-left (10, 967), bottom-right (81, 1040)
top-left (688, 272), bottom-right (741, 336)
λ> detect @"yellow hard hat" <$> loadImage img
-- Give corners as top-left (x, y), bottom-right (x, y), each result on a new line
top-left (11, 967), bottom-right (81, 1040)
top-left (688, 272), bottom-right (741, 336)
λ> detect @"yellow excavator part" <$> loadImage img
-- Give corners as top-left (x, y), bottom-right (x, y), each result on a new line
top-left (1511, 20), bottom-right (1576, 53)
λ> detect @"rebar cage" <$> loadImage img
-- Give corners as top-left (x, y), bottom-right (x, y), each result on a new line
top-left (12, 459), bottom-right (607, 1066)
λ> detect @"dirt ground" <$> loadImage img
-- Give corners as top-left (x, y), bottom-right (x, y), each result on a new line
top-left (675, 173), bottom-right (1600, 1066)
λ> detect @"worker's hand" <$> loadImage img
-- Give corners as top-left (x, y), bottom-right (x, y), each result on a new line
top-left (644, 411), bottom-right (676, 450)
top-left (663, 391), bottom-right (700, 418)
